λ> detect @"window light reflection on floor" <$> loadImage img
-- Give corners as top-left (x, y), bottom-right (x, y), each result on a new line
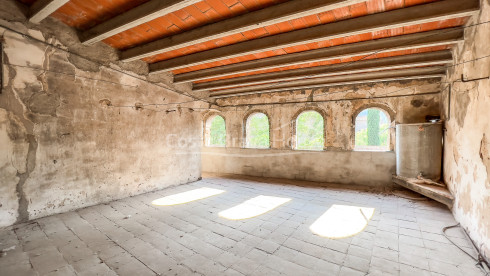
top-left (219, 195), bottom-right (291, 220)
top-left (310, 204), bottom-right (375, 239)
top-left (151, 187), bottom-right (225, 206)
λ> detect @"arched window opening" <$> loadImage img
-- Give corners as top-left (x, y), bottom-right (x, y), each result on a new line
top-left (355, 108), bottom-right (390, 151)
top-left (205, 115), bottom-right (226, 147)
top-left (246, 113), bottom-right (270, 148)
top-left (296, 111), bottom-right (324, 150)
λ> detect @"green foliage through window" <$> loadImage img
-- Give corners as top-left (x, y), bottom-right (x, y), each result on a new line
top-left (355, 108), bottom-right (389, 150)
top-left (246, 113), bottom-right (269, 148)
top-left (208, 115), bottom-right (226, 146)
top-left (296, 111), bottom-right (324, 150)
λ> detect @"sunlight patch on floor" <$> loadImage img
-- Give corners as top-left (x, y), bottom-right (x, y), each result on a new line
top-left (310, 204), bottom-right (375, 239)
top-left (219, 195), bottom-right (291, 220)
top-left (151, 187), bottom-right (225, 206)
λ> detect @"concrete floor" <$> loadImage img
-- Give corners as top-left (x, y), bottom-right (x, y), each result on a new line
top-left (0, 176), bottom-right (483, 276)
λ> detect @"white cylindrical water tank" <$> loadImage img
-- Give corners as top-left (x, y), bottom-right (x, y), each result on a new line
top-left (396, 122), bottom-right (443, 180)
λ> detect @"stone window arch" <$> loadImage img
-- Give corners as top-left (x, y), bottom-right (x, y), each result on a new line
top-left (292, 108), bottom-right (327, 150)
top-left (243, 110), bottom-right (271, 149)
top-left (204, 113), bottom-right (226, 147)
top-left (352, 104), bottom-right (394, 151)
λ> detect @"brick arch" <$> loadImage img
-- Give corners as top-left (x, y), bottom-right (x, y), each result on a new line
top-left (243, 109), bottom-right (272, 149)
top-left (291, 106), bottom-right (328, 150)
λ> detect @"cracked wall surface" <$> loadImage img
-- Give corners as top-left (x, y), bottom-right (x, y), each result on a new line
top-left (441, 0), bottom-right (490, 261)
top-left (0, 109), bottom-right (29, 225)
top-left (0, 3), bottom-right (203, 227)
top-left (203, 80), bottom-right (441, 187)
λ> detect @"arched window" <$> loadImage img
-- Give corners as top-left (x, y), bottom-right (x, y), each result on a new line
top-left (245, 112), bottom-right (270, 148)
top-left (205, 115), bottom-right (226, 147)
top-left (354, 108), bottom-right (390, 151)
top-left (295, 111), bottom-right (324, 150)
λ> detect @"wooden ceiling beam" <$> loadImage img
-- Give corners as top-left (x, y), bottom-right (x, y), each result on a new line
top-left (80, 0), bottom-right (201, 45)
top-left (29, 0), bottom-right (69, 23)
top-left (209, 66), bottom-right (446, 97)
top-left (149, 0), bottom-right (478, 73)
top-left (193, 50), bottom-right (453, 91)
top-left (175, 27), bottom-right (464, 83)
top-left (120, 0), bottom-right (366, 61)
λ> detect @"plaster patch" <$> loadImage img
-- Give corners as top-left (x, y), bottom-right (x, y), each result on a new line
top-left (453, 146), bottom-right (460, 165)
top-left (67, 54), bottom-right (100, 72)
top-left (27, 29), bottom-right (45, 42)
top-left (410, 99), bottom-right (423, 107)
top-left (28, 93), bottom-right (60, 116)
top-left (12, 67), bottom-right (41, 90)
top-left (455, 171), bottom-right (461, 185)
top-left (344, 92), bottom-right (364, 98)
top-left (480, 133), bottom-right (490, 186)
top-left (458, 179), bottom-right (473, 214)
top-left (3, 34), bottom-right (45, 67)
top-left (99, 99), bottom-right (112, 107)
top-left (454, 90), bottom-right (470, 128)
top-left (0, 109), bottom-right (29, 226)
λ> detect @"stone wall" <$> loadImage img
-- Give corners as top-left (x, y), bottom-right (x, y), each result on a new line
top-left (0, 3), bottom-right (204, 227)
top-left (202, 79), bottom-right (442, 187)
top-left (202, 148), bottom-right (396, 187)
top-left (440, 0), bottom-right (490, 261)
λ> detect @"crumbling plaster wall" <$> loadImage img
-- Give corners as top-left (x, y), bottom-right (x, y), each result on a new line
top-left (203, 80), bottom-right (441, 187)
top-left (0, 3), bottom-right (203, 227)
top-left (441, 0), bottom-right (490, 260)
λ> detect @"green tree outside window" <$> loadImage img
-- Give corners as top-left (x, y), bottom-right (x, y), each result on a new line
top-left (208, 116), bottom-right (226, 146)
top-left (355, 108), bottom-right (389, 150)
top-left (367, 109), bottom-right (381, 146)
top-left (296, 111), bottom-right (324, 150)
top-left (246, 113), bottom-right (269, 148)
